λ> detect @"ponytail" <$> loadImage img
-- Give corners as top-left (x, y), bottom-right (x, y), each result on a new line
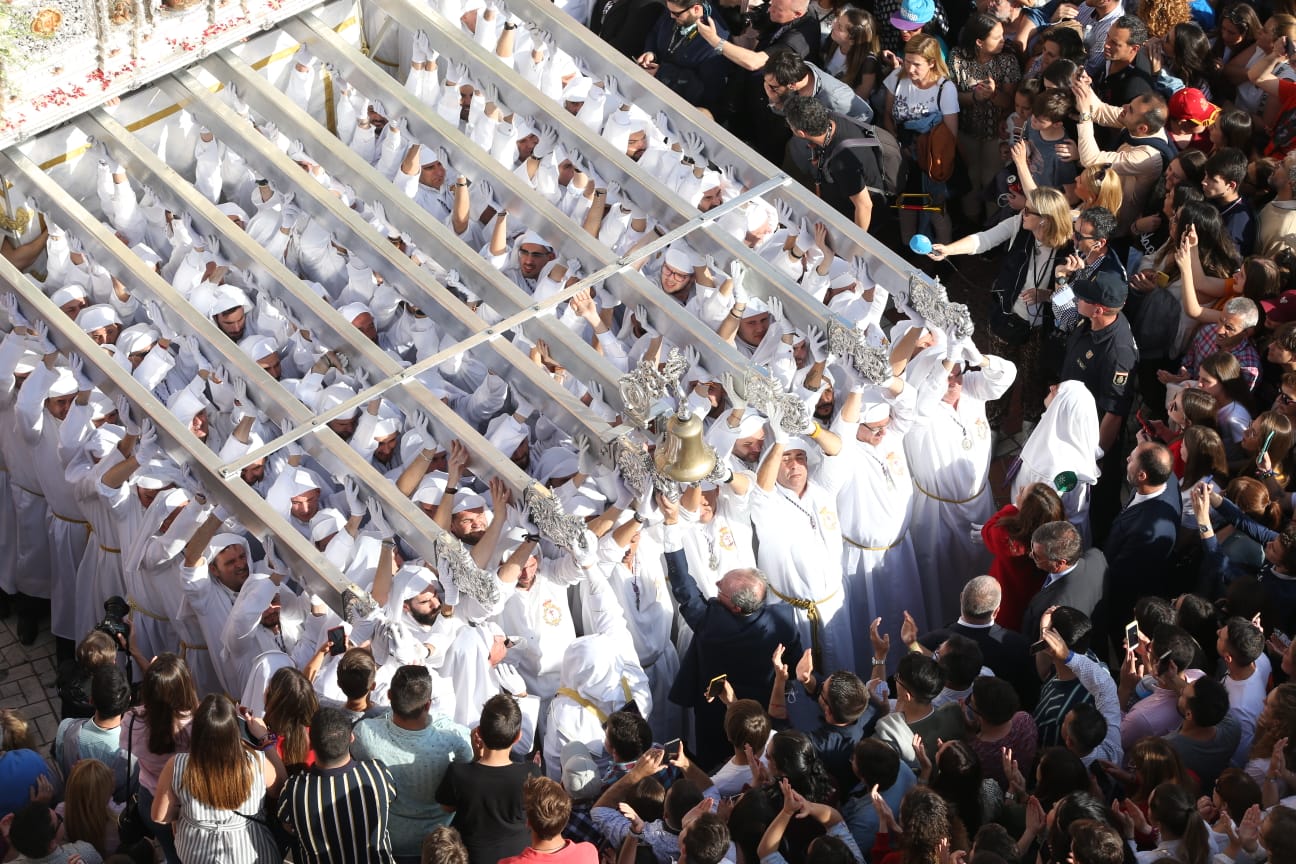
top-left (1179, 808), bottom-right (1210, 864)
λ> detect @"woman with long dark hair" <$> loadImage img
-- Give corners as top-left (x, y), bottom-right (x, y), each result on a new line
top-left (768, 730), bottom-right (837, 803)
top-left (152, 694), bottom-right (282, 863)
top-left (252, 666), bottom-right (318, 771)
top-left (121, 653), bottom-right (198, 864)
top-left (824, 9), bottom-right (882, 100)
top-left (980, 482), bottom-right (1066, 631)
top-left (1149, 21), bottom-right (1218, 97)
top-left (1216, 4), bottom-right (1264, 102)
top-left (949, 14), bottom-right (1021, 224)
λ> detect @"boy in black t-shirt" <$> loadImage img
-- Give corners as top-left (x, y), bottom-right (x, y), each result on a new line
top-left (436, 695), bottom-right (542, 864)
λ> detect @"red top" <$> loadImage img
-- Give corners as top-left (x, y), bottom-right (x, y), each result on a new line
top-left (981, 505), bottom-right (1042, 633)
top-left (500, 841), bottom-right (599, 864)
top-left (1170, 437), bottom-right (1186, 479)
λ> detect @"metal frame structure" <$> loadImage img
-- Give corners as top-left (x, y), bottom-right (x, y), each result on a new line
top-left (0, 0), bottom-right (934, 617)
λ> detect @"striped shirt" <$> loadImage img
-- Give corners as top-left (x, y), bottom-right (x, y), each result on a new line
top-left (278, 758), bottom-right (397, 864)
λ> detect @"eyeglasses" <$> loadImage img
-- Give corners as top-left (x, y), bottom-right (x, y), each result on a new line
top-left (1074, 231), bottom-right (1097, 241)
top-left (860, 421), bottom-right (890, 434)
top-left (666, 5), bottom-right (690, 17)
top-left (1023, 207), bottom-right (1040, 216)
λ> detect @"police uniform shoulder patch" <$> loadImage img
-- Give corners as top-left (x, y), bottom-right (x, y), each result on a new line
top-left (1113, 371), bottom-right (1129, 387)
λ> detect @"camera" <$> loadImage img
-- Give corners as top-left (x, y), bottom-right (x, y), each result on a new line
top-left (95, 595), bottom-right (132, 649)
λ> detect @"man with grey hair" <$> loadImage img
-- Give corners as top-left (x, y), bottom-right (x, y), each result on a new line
top-left (1022, 521), bottom-right (1108, 645)
top-left (660, 496), bottom-right (804, 770)
top-left (917, 576), bottom-right (1038, 707)
top-left (1160, 295), bottom-right (1262, 393)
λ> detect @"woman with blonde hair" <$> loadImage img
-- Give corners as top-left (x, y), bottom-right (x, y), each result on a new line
top-left (927, 187), bottom-right (1072, 422)
top-left (60, 758), bottom-right (120, 858)
top-left (1075, 165), bottom-right (1123, 217)
top-left (883, 34), bottom-right (959, 245)
top-left (152, 693), bottom-right (282, 863)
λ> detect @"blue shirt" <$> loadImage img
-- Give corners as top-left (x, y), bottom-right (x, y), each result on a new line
top-left (352, 712), bottom-right (473, 857)
top-left (0, 749), bottom-right (58, 818)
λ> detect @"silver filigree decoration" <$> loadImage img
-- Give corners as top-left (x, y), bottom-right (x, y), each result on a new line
top-left (524, 485), bottom-right (589, 556)
top-left (906, 272), bottom-right (975, 341)
top-left (342, 585), bottom-right (378, 623)
top-left (740, 369), bottom-right (813, 435)
top-left (434, 532), bottom-right (501, 608)
top-left (618, 348), bottom-right (689, 429)
top-left (826, 320), bottom-right (894, 385)
top-left (612, 434), bottom-right (655, 498)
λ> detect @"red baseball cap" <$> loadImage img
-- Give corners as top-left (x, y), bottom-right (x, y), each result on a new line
top-left (1168, 88), bottom-right (1221, 128)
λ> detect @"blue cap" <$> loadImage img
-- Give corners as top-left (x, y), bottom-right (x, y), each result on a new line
top-left (891, 0), bottom-right (935, 30)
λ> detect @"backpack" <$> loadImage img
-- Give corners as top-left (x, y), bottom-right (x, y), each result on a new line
top-left (834, 123), bottom-right (904, 197)
top-left (917, 80), bottom-right (957, 183)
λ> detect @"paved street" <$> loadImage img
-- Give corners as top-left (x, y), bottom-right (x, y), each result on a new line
top-left (0, 617), bottom-right (61, 751)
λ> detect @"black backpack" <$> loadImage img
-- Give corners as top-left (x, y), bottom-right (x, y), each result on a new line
top-left (831, 123), bottom-right (904, 198)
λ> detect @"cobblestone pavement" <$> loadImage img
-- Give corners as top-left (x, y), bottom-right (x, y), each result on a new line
top-left (0, 618), bottom-right (61, 751)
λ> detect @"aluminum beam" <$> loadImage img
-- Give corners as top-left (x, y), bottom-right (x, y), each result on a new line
top-left (5, 134), bottom-right (508, 592)
top-left (355, 0), bottom-right (861, 357)
top-left (0, 229), bottom-right (360, 612)
top-left (479, 0), bottom-right (920, 298)
top-left (266, 15), bottom-right (757, 385)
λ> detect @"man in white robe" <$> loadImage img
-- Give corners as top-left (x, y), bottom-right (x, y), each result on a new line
top-left (748, 405), bottom-right (851, 677)
top-left (835, 381), bottom-right (925, 672)
top-left (905, 338), bottom-right (1017, 627)
top-left (17, 364), bottom-right (89, 649)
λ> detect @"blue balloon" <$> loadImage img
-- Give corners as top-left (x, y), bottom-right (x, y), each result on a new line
top-left (909, 234), bottom-right (933, 255)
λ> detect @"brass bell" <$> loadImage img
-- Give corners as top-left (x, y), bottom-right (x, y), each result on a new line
top-left (654, 408), bottom-right (717, 483)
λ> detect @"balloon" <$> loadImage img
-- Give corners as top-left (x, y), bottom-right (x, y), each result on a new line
top-left (909, 234), bottom-right (933, 255)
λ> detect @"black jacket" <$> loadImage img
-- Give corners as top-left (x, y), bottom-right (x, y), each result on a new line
top-left (665, 548), bottom-right (803, 770)
top-left (645, 13), bottom-right (731, 112)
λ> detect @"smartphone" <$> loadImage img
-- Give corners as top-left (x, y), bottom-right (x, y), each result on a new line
top-left (1125, 619), bottom-right (1140, 650)
top-left (327, 625), bottom-right (347, 656)
top-left (504, 634), bottom-right (522, 649)
top-left (664, 738), bottom-right (682, 761)
top-left (1276, 629), bottom-right (1292, 649)
top-left (1135, 409), bottom-right (1155, 440)
top-left (705, 674), bottom-right (728, 700)
top-left (1029, 640), bottom-right (1048, 655)
top-left (1257, 429), bottom-right (1276, 467)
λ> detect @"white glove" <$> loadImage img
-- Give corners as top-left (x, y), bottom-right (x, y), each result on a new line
top-left (680, 132), bottom-right (705, 163)
top-left (534, 126), bottom-right (560, 160)
top-left (342, 477), bottom-right (364, 517)
top-left (30, 319), bottom-right (54, 354)
top-left (117, 395), bottom-right (140, 436)
top-left (721, 372), bottom-right (746, 411)
top-left (135, 421), bottom-right (159, 465)
top-left (767, 295), bottom-right (794, 337)
top-left (766, 401), bottom-right (790, 446)
top-left (775, 198), bottom-right (796, 229)
top-left (804, 325), bottom-right (828, 363)
top-left (0, 293), bottom-right (26, 329)
top-left (969, 523), bottom-right (985, 545)
top-left (366, 496), bottom-right (395, 539)
top-left (576, 436), bottom-right (600, 476)
top-left (633, 305), bottom-right (657, 338)
top-left (68, 355), bottom-right (89, 391)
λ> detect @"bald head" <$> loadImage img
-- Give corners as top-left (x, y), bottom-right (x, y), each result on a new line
top-left (718, 568), bottom-right (767, 615)
top-left (961, 576), bottom-right (1002, 622)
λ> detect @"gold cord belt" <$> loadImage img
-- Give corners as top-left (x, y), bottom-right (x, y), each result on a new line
top-left (768, 584), bottom-right (839, 670)
top-left (912, 477), bottom-right (985, 505)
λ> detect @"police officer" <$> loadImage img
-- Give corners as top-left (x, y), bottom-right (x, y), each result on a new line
top-left (1061, 270), bottom-right (1139, 543)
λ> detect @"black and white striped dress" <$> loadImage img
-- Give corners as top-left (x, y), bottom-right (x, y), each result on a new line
top-left (171, 751), bottom-right (280, 864)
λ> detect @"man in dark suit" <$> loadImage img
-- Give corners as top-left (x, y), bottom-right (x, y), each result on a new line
top-left (1103, 441), bottom-right (1181, 645)
top-left (1022, 521), bottom-right (1109, 649)
top-left (919, 576), bottom-right (1039, 709)
top-left (659, 496), bottom-right (803, 771)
